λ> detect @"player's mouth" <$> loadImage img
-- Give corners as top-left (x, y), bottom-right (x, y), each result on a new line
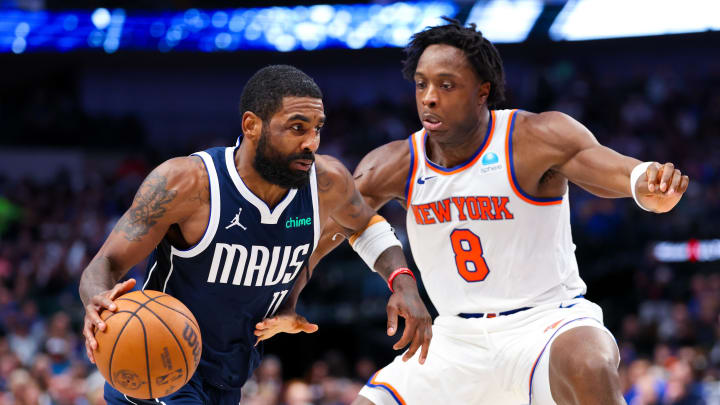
top-left (291, 159), bottom-right (313, 171)
top-left (422, 113), bottom-right (444, 131)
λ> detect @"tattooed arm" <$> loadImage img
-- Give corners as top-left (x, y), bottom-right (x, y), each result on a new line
top-left (79, 156), bottom-right (209, 363)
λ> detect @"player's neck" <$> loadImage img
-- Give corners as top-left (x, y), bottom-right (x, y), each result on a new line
top-left (425, 109), bottom-right (490, 168)
top-left (234, 145), bottom-right (291, 209)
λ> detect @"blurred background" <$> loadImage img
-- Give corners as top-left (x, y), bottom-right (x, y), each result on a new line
top-left (1, 0), bottom-right (719, 404)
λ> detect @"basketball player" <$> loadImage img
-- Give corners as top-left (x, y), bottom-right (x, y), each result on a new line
top-left (78, 65), bottom-right (432, 405)
top-left (255, 21), bottom-right (690, 405)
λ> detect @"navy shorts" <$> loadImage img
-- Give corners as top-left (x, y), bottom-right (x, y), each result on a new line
top-left (104, 372), bottom-right (242, 405)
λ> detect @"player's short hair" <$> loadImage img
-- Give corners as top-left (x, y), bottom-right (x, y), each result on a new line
top-left (240, 65), bottom-right (323, 122)
top-left (402, 17), bottom-right (506, 107)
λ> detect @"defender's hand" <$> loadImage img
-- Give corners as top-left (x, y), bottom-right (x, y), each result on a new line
top-left (82, 279), bottom-right (136, 363)
top-left (254, 312), bottom-right (319, 345)
top-left (386, 275), bottom-right (433, 364)
top-left (636, 162), bottom-right (690, 213)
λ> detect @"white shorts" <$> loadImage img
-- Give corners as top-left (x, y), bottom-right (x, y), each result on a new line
top-left (358, 297), bottom-right (616, 405)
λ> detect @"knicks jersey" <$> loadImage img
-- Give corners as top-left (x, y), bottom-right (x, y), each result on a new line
top-left (405, 109), bottom-right (586, 316)
top-left (143, 143), bottom-right (320, 390)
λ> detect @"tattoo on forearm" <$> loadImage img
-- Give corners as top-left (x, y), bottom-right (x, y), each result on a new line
top-left (114, 173), bottom-right (177, 241)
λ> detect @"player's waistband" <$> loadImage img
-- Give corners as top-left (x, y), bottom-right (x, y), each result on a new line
top-left (457, 294), bottom-right (584, 319)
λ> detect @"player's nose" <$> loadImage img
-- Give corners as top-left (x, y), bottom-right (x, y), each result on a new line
top-left (301, 132), bottom-right (320, 152)
top-left (421, 85), bottom-right (438, 107)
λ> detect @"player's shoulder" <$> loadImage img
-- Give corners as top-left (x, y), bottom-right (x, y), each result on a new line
top-left (514, 110), bottom-right (587, 146)
top-left (353, 138), bottom-right (413, 202)
top-left (155, 155), bottom-right (207, 180)
top-left (147, 156), bottom-right (209, 201)
top-left (315, 154), bottom-right (351, 179)
top-left (314, 154), bottom-right (353, 196)
top-left (357, 139), bottom-right (411, 173)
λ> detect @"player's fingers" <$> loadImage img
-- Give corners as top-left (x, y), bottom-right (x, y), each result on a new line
top-left (301, 321), bottom-right (319, 334)
top-left (91, 293), bottom-right (116, 313)
top-left (658, 163), bottom-right (674, 192)
top-left (402, 328), bottom-right (423, 362)
top-left (110, 278), bottom-right (136, 300)
top-left (86, 303), bottom-right (107, 332)
top-left (646, 162), bottom-right (661, 192)
top-left (83, 317), bottom-right (98, 349)
top-left (678, 175), bottom-right (690, 194)
top-left (418, 324), bottom-right (432, 364)
top-left (85, 340), bottom-right (96, 364)
top-left (255, 321), bottom-right (267, 330)
top-left (393, 318), bottom-right (415, 350)
top-left (668, 169), bottom-right (682, 194)
top-left (386, 304), bottom-right (399, 337)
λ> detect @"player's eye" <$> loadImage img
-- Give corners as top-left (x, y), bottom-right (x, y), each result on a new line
top-left (442, 82), bottom-right (453, 89)
top-left (416, 81), bottom-right (426, 90)
top-left (291, 124), bottom-right (304, 132)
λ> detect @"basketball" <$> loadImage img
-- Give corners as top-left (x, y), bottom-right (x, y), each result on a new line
top-left (92, 290), bottom-right (202, 399)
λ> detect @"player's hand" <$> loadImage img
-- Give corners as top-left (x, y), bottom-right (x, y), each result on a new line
top-left (386, 275), bottom-right (433, 364)
top-left (636, 162), bottom-right (690, 213)
top-left (254, 312), bottom-right (319, 345)
top-left (82, 278), bottom-right (136, 364)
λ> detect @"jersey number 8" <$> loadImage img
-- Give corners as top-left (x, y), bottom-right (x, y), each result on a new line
top-left (450, 229), bottom-right (490, 282)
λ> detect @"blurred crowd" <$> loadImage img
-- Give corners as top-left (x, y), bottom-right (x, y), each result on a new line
top-left (1, 46), bottom-right (720, 404)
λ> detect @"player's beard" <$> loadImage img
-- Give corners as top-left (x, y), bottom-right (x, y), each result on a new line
top-left (253, 126), bottom-right (314, 189)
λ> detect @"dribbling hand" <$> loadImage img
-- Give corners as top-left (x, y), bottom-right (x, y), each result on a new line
top-left (254, 312), bottom-right (319, 345)
top-left (386, 275), bottom-right (433, 364)
top-left (636, 162), bottom-right (690, 213)
top-left (82, 278), bottom-right (136, 364)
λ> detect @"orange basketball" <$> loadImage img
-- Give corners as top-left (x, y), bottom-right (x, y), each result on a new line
top-left (93, 290), bottom-right (202, 399)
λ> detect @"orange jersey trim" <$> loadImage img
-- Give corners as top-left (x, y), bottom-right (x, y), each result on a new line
top-left (367, 371), bottom-right (407, 405)
top-left (504, 109), bottom-right (563, 206)
top-left (405, 133), bottom-right (420, 209)
top-left (425, 110), bottom-right (497, 175)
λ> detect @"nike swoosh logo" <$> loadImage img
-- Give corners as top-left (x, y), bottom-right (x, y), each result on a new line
top-left (417, 176), bottom-right (437, 184)
top-left (559, 303), bottom-right (577, 309)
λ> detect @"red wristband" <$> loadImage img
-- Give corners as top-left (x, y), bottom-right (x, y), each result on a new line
top-left (388, 267), bottom-right (415, 293)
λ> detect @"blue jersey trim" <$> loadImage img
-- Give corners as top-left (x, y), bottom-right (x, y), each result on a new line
top-left (365, 375), bottom-right (404, 405)
top-left (507, 111), bottom-right (563, 203)
top-left (528, 316), bottom-right (601, 404)
top-left (404, 135), bottom-right (416, 203)
top-left (424, 110), bottom-right (493, 173)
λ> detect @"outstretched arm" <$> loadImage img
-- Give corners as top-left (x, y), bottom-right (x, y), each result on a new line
top-left (527, 111), bottom-right (689, 212)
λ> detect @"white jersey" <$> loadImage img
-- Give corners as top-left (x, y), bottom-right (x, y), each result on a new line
top-left (405, 109), bottom-right (586, 316)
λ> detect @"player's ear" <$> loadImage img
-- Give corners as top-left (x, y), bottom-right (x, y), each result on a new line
top-left (241, 111), bottom-right (262, 142)
top-left (478, 81), bottom-right (491, 105)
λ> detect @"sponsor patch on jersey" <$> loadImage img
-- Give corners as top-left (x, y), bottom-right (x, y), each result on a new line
top-left (479, 152), bottom-right (503, 175)
top-left (285, 216), bottom-right (312, 228)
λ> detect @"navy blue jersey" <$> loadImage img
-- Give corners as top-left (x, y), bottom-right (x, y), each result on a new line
top-left (143, 143), bottom-right (320, 390)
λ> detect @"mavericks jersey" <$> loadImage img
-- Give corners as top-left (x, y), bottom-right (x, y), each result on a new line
top-left (405, 109), bottom-right (586, 316)
top-left (144, 144), bottom-right (320, 390)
